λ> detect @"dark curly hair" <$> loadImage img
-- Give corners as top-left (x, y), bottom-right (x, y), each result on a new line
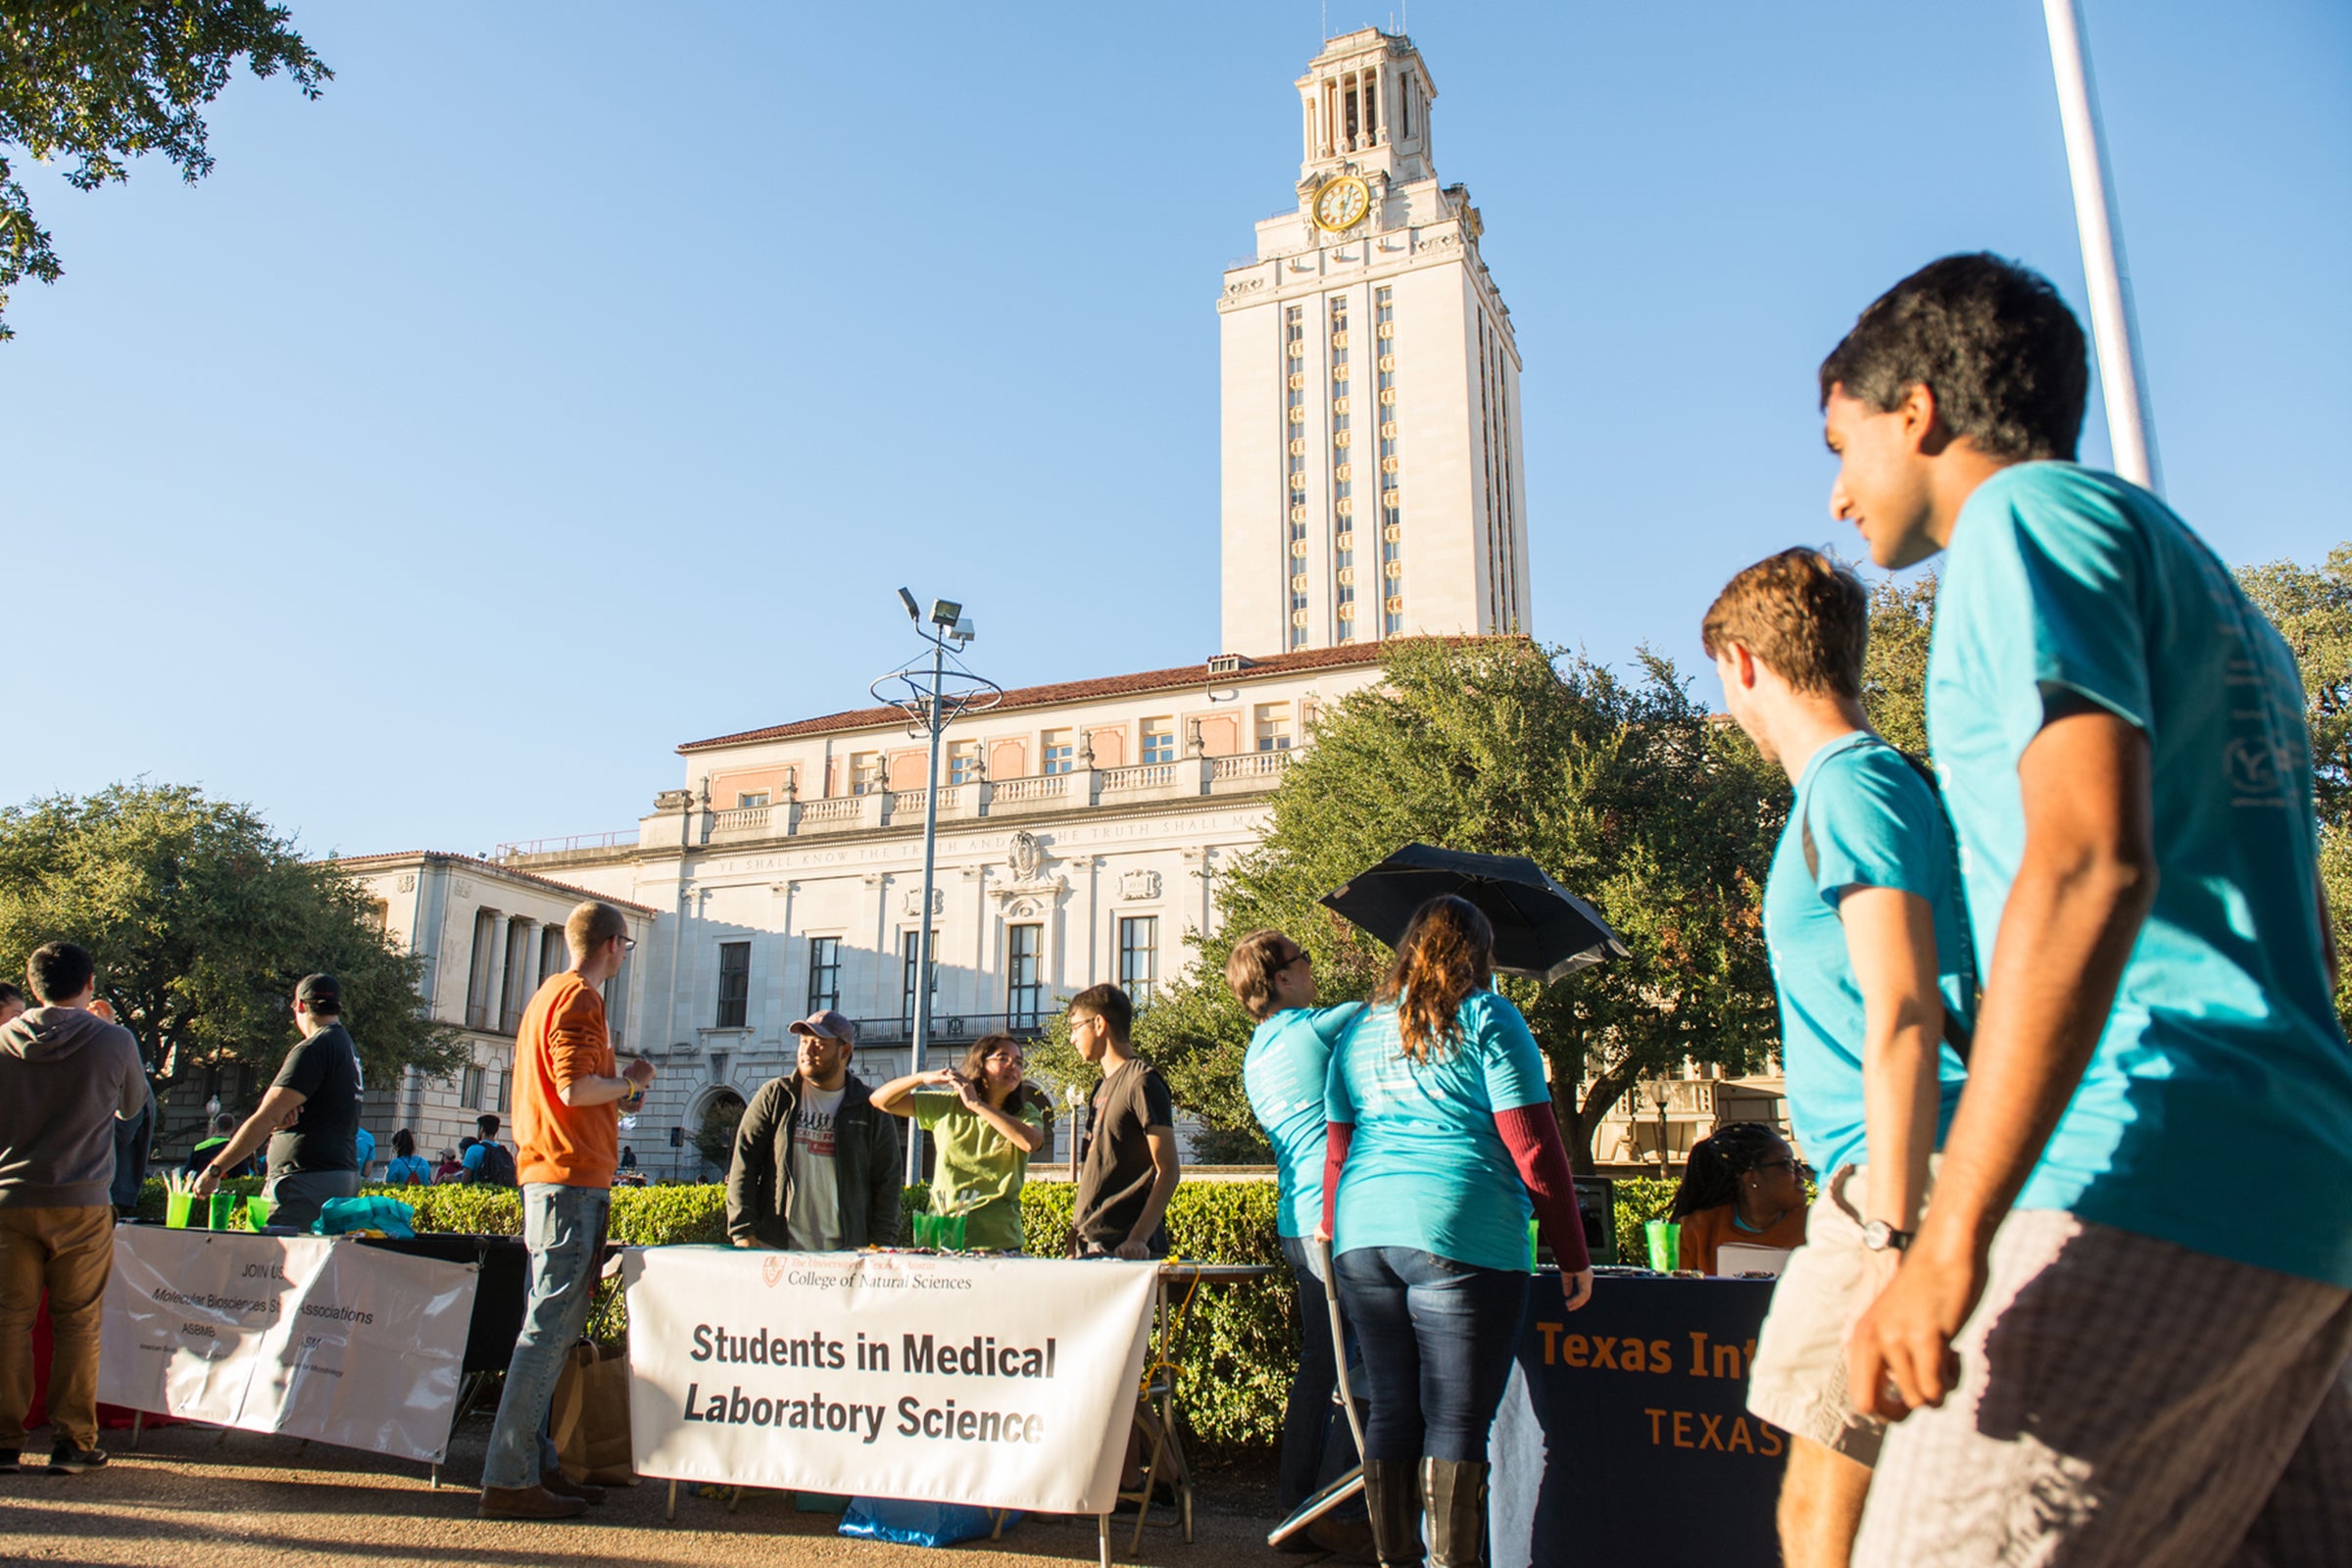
top-left (1819, 253), bottom-right (2087, 464)
top-left (1669, 1120), bottom-right (1790, 1220)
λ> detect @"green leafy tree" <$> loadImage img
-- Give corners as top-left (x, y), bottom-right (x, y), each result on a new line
top-left (0, 782), bottom-right (463, 1095)
top-left (1, 0), bottom-right (329, 338)
top-left (1082, 637), bottom-right (1784, 1170)
top-left (2237, 546), bottom-right (2352, 1033)
top-left (1860, 572), bottom-right (1936, 755)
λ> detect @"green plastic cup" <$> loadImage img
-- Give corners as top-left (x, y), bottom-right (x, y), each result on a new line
top-left (165, 1192), bottom-right (193, 1229)
top-left (939, 1213), bottom-right (966, 1252)
top-left (1644, 1218), bottom-right (1680, 1272)
top-left (245, 1197), bottom-right (273, 1231)
top-left (911, 1212), bottom-right (934, 1249)
top-left (209, 1192), bottom-right (236, 1230)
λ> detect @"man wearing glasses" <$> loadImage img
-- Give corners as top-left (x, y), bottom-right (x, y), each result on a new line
top-left (1702, 550), bottom-right (1975, 1568)
top-left (1229, 930), bottom-right (1369, 1546)
top-left (478, 902), bottom-right (654, 1521)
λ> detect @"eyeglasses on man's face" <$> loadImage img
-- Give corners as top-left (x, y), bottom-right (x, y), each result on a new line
top-left (1280, 949), bottom-right (1312, 972)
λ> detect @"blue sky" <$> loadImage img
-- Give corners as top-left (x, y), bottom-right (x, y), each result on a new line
top-left (3, 1), bottom-right (2345, 858)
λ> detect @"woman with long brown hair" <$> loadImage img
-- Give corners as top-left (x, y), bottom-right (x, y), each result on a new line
top-left (1322, 894), bottom-right (1594, 1568)
top-left (872, 1033), bottom-right (1046, 1252)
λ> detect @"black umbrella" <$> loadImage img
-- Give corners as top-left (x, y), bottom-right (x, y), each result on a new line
top-left (1319, 843), bottom-right (1628, 985)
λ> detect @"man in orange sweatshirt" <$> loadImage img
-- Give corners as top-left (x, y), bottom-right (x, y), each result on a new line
top-left (478, 901), bottom-right (653, 1521)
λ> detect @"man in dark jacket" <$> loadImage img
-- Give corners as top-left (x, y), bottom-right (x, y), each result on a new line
top-left (726, 1010), bottom-right (901, 1250)
top-left (0, 942), bottom-right (147, 1476)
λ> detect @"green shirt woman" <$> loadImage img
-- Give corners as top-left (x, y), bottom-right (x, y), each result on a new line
top-left (873, 1033), bottom-right (1047, 1252)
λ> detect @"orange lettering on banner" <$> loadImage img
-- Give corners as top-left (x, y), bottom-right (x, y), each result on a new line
top-left (1651, 1339), bottom-right (1673, 1373)
top-left (1642, 1407), bottom-right (1784, 1458)
top-left (1689, 1331), bottom-right (1710, 1376)
top-left (1563, 1335), bottom-right (1588, 1368)
top-left (1537, 1320), bottom-right (1563, 1363)
top-left (1713, 1341), bottom-right (1745, 1380)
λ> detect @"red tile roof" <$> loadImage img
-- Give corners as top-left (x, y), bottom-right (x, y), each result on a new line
top-left (324, 851), bottom-right (661, 915)
top-left (678, 643), bottom-right (1391, 755)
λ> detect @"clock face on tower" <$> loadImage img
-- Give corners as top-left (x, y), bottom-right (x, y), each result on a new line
top-left (1312, 175), bottom-right (1371, 232)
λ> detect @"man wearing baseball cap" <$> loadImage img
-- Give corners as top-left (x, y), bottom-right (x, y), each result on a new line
top-left (195, 973), bottom-right (365, 1232)
top-left (726, 1010), bottom-right (901, 1250)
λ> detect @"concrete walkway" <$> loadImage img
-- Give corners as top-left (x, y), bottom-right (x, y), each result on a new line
top-left (0, 1417), bottom-right (1321, 1567)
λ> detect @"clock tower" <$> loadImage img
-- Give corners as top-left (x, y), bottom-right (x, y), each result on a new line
top-left (1218, 29), bottom-right (1532, 657)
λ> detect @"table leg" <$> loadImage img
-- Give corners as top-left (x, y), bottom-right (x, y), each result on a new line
top-left (1098, 1509), bottom-right (1112, 1567)
top-left (666, 1479), bottom-right (678, 1522)
top-left (129, 1411), bottom-right (143, 1451)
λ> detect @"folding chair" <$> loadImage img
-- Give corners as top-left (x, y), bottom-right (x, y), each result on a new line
top-left (1265, 1236), bottom-right (1368, 1548)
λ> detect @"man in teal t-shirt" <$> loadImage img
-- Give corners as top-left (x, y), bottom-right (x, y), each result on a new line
top-left (1228, 929), bottom-right (1365, 1532)
top-left (1702, 546), bottom-right (1976, 1568)
top-left (1821, 254), bottom-right (2352, 1567)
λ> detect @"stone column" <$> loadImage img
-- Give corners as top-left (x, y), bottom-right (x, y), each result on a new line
top-left (481, 912), bottom-right (512, 1032)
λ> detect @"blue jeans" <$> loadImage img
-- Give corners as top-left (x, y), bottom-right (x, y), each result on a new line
top-left (1280, 1233), bottom-right (1363, 1512)
top-left (1334, 1246), bottom-right (1528, 1464)
top-left (483, 1183), bottom-right (611, 1490)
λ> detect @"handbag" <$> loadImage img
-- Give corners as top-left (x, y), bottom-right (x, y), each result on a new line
top-left (549, 1340), bottom-right (636, 1484)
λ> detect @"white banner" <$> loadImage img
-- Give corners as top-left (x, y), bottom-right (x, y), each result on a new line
top-left (624, 1247), bottom-right (1158, 1513)
top-left (99, 1228), bottom-right (479, 1464)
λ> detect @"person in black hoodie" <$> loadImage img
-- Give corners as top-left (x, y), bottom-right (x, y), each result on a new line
top-left (726, 1010), bottom-right (901, 1250)
top-left (0, 942), bottom-right (147, 1476)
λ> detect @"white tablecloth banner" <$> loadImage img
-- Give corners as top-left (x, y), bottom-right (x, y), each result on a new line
top-left (625, 1248), bottom-right (1159, 1512)
top-left (99, 1228), bottom-right (478, 1464)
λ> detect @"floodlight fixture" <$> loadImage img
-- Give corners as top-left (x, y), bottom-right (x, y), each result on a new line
top-left (897, 587), bottom-right (921, 622)
top-left (950, 616), bottom-right (976, 644)
top-left (929, 598), bottom-right (962, 628)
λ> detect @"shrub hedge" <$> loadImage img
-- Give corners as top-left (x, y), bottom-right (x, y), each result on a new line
top-left (130, 1174), bottom-right (1684, 1451)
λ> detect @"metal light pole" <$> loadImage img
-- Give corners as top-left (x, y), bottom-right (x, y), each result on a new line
top-left (871, 590), bottom-right (1002, 1185)
top-left (2043, 0), bottom-right (2162, 494)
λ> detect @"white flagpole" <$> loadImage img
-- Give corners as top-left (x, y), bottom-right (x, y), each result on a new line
top-left (2043, 0), bottom-right (2162, 494)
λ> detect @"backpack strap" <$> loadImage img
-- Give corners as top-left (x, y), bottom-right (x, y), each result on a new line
top-left (1801, 740), bottom-right (1979, 1063)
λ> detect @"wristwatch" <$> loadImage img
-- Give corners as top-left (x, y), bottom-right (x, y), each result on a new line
top-left (1860, 1220), bottom-right (1913, 1253)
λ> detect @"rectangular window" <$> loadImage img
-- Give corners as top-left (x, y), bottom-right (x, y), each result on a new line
top-left (460, 1064), bottom-right (484, 1110)
top-left (805, 936), bottom-right (841, 1013)
top-left (605, 952), bottom-right (630, 1054)
top-left (948, 739), bottom-right (982, 785)
top-left (1119, 915), bottom-right (1158, 1005)
top-left (849, 752), bottom-right (882, 795)
top-left (736, 791), bottom-right (768, 808)
top-left (1255, 703), bottom-right (1293, 752)
top-left (901, 929), bottom-right (939, 1026)
top-left (1140, 717), bottom-right (1177, 765)
top-left (495, 1068), bottom-right (511, 1116)
top-left (1006, 923), bottom-right (1044, 1028)
top-left (1041, 729), bottom-right (1075, 775)
top-left (715, 940), bottom-right (751, 1029)
top-left (538, 925), bottom-right (565, 987)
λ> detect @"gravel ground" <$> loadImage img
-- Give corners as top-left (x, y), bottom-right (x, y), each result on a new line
top-left (0, 1414), bottom-right (1326, 1567)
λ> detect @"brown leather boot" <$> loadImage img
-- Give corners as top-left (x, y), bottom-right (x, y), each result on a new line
top-left (477, 1483), bottom-right (588, 1520)
top-left (1361, 1458), bottom-right (1426, 1566)
top-left (1420, 1457), bottom-right (1490, 1568)
top-left (542, 1467), bottom-right (606, 1504)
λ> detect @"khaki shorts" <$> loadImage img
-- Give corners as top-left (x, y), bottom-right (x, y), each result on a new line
top-left (1746, 1162), bottom-right (1915, 1465)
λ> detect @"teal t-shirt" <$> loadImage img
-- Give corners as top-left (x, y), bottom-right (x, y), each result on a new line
top-left (1325, 990), bottom-right (1549, 1272)
top-left (1765, 733), bottom-right (1972, 1178)
top-left (1244, 1003), bottom-right (1363, 1239)
top-left (1929, 462), bottom-right (2352, 1286)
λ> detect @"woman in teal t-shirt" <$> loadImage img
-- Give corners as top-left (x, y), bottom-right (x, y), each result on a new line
top-left (872, 1034), bottom-right (1046, 1252)
top-left (1325, 895), bottom-right (1594, 1568)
